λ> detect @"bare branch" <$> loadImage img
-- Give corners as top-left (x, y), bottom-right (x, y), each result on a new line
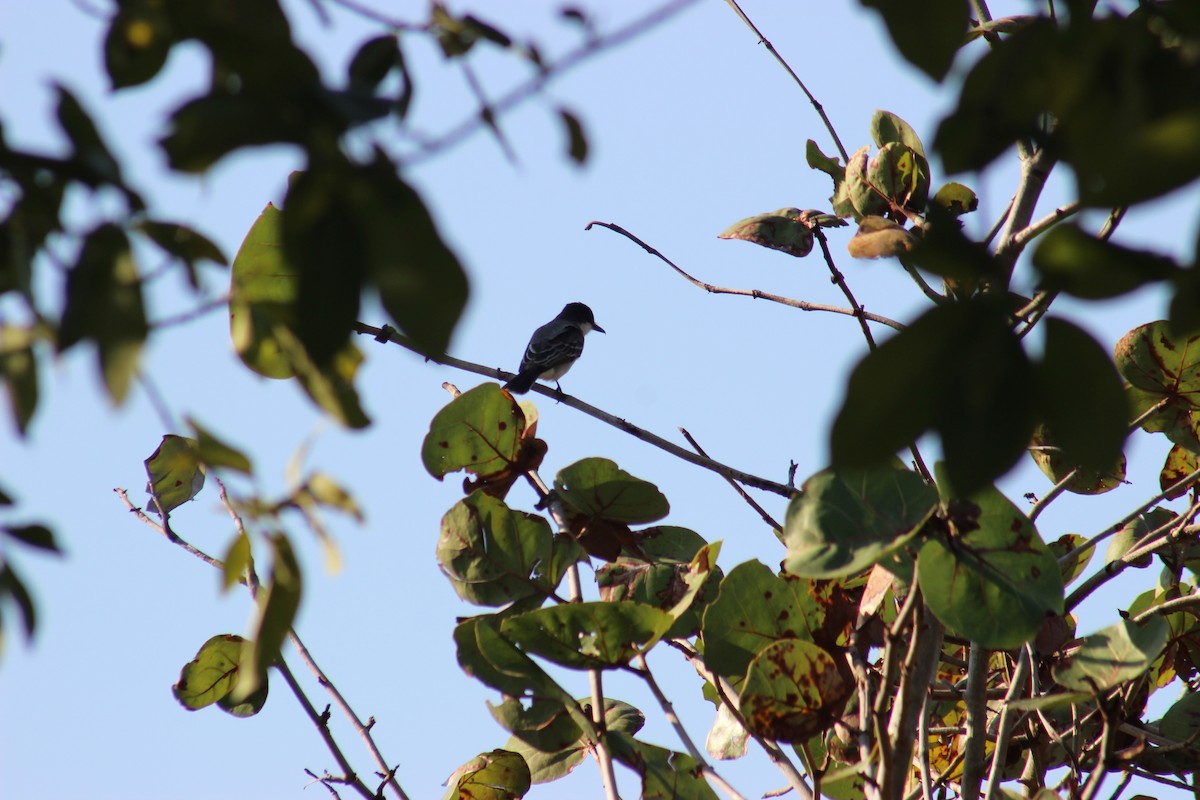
top-left (355, 322), bottom-right (794, 496)
top-left (680, 427), bottom-right (782, 533)
top-left (723, 0), bottom-right (848, 162)
top-left (587, 220), bottom-right (905, 332)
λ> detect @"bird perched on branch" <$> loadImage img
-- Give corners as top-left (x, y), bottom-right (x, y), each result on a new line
top-left (504, 302), bottom-right (604, 394)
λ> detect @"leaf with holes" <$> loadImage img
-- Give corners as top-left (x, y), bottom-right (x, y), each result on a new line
top-left (423, 384), bottom-right (527, 480)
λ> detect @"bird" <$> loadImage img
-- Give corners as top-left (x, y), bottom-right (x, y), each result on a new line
top-left (504, 302), bottom-right (604, 394)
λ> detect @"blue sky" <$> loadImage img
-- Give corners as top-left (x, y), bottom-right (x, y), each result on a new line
top-left (1, 1), bottom-right (1197, 798)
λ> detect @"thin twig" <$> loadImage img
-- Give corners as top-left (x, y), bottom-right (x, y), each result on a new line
top-left (151, 295), bottom-right (230, 328)
top-left (634, 654), bottom-right (746, 800)
top-left (277, 659), bottom-right (377, 800)
top-left (586, 221), bottom-right (905, 332)
top-left (679, 427), bottom-right (781, 533)
top-left (405, 0), bottom-right (700, 166)
top-left (723, 0), bottom-right (848, 162)
top-left (668, 639), bottom-right (815, 800)
top-left (356, 322), bottom-right (793, 496)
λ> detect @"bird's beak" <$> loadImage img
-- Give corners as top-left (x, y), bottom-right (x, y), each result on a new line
top-left (592, 323), bottom-right (606, 334)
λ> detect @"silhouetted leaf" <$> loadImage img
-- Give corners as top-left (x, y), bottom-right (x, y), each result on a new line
top-left (1, 524), bottom-right (59, 554)
top-left (1038, 317), bottom-right (1129, 471)
top-left (861, 0), bottom-right (969, 81)
top-left (104, 1), bottom-right (173, 89)
top-left (0, 563), bottom-right (35, 638)
top-left (1033, 225), bottom-right (1179, 299)
top-left (0, 326), bottom-right (38, 436)
top-left (832, 300), bottom-right (1034, 495)
top-left (558, 108), bottom-right (588, 165)
top-left (348, 35), bottom-right (400, 89)
top-left (58, 224), bottom-right (148, 405)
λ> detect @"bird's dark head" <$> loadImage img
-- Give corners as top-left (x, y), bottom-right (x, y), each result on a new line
top-left (563, 302), bottom-right (604, 334)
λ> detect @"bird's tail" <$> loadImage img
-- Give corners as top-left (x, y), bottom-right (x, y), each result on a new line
top-left (503, 371), bottom-right (537, 394)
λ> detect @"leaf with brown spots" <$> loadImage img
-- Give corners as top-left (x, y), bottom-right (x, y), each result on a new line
top-left (917, 468), bottom-right (1063, 649)
top-left (738, 639), bottom-right (851, 743)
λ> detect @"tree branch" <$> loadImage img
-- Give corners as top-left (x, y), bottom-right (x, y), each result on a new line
top-left (586, 220), bottom-right (905, 332)
top-left (355, 322), bottom-right (794, 496)
top-left (679, 427), bottom-right (782, 534)
top-left (722, 0), bottom-right (848, 162)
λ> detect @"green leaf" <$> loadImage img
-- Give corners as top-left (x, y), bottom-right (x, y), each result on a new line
top-left (172, 634), bottom-right (266, 716)
top-left (1052, 617), bottom-right (1169, 692)
top-left (558, 108), bottom-right (588, 165)
top-left (54, 85), bottom-right (130, 199)
top-left (229, 203), bottom-right (297, 379)
top-left (221, 532), bottom-right (253, 591)
top-left (1, 524), bottom-right (60, 554)
top-left (500, 601), bottom-right (673, 669)
top-left (187, 418), bottom-right (253, 474)
top-left (597, 530), bottom-right (722, 639)
top-left (1115, 321), bottom-right (1200, 408)
top-left (104, 0), bottom-right (173, 89)
top-left (1037, 317), bottom-right (1129, 471)
top-left (871, 110), bottom-right (926, 157)
top-left (868, 142), bottom-right (930, 212)
top-left (57, 224), bottom-right (148, 405)
top-left (806, 139), bottom-right (844, 183)
top-left (739, 639), bottom-right (851, 743)
top-left (832, 300), bottom-right (1035, 496)
top-left (144, 434), bottom-right (205, 514)
top-left (717, 208), bottom-right (814, 258)
top-left (554, 458), bottom-right (669, 524)
top-left (441, 749), bottom-right (530, 800)
top-left (422, 383), bottom-right (527, 479)
top-left (782, 462), bottom-right (937, 579)
top-left (1033, 225), bottom-right (1179, 299)
top-left (844, 146), bottom-right (888, 220)
top-left (237, 534), bottom-right (301, 700)
top-left (918, 474), bottom-right (1064, 649)
top-left (0, 325), bottom-right (39, 436)
top-left (608, 735), bottom-right (720, 800)
top-left (931, 182), bottom-right (979, 217)
top-left (701, 561), bottom-right (856, 683)
top-left (496, 698), bottom-right (642, 784)
top-left (437, 493), bottom-right (568, 607)
top-left (1159, 691), bottom-right (1200, 742)
top-left (454, 615), bottom-right (567, 699)
top-left (860, 0), bottom-right (969, 81)
top-left (305, 472), bottom-right (364, 522)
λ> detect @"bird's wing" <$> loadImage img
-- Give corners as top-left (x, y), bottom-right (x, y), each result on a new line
top-left (519, 323), bottom-right (585, 372)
